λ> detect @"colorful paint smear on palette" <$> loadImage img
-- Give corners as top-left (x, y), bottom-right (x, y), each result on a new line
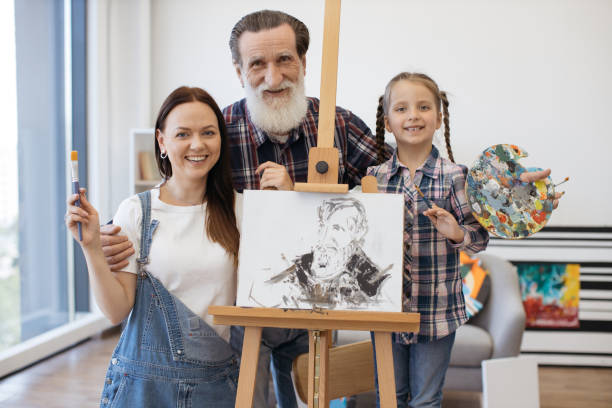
top-left (517, 263), bottom-right (580, 328)
top-left (465, 144), bottom-right (555, 239)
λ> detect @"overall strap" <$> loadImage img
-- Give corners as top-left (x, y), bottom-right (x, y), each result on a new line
top-left (136, 191), bottom-right (159, 275)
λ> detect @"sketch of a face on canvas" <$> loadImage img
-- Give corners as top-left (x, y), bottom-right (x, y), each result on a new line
top-left (250, 197), bottom-right (392, 309)
top-left (311, 199), bottom-right (367, 280)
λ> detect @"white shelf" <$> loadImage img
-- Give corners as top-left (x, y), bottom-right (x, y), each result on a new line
top-left (129, 128), bottom-right (161, 194)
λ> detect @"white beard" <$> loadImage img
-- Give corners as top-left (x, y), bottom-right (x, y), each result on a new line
top-left (243, 66), bottom-right (308, 141)
top-left (310, 242), bottom-right (355, 281)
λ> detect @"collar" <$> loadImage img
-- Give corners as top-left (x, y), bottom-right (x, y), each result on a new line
top-left (387, 145), bottom-right (442, 180)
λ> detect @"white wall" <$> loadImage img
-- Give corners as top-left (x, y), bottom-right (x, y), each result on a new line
top-left (92, 0), bottom-right (612, 227)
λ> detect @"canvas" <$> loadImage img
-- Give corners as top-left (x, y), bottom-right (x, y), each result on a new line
top-left (236, 190), bottom-right (404, 312)
top-left (517, 263), bottom-right (580, 328)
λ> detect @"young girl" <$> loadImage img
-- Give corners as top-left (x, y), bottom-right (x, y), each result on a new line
top-left (65, 87), bottom-right (241, 407)
top-left (368, 72), bottom-right (489, 408)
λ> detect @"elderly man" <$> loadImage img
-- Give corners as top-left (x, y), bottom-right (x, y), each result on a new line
top-left (100, 9), bottom-right (562, 408)
top-left (223, 11), bottom-right (391, 407)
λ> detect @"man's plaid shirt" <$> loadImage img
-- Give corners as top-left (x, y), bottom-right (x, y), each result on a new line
top-left (367, 146), bottom-right (489, 344)
top-left (222, 97), bottom-right (391, 192)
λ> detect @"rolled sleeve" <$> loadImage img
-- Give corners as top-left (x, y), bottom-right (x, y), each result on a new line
top-left (449, 166), bottom-right (489, 253)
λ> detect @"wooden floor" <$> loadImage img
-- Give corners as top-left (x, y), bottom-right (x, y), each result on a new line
top-left (1, 327), bottom-right (611, 408)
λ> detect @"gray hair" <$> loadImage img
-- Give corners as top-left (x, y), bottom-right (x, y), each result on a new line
top-left (229, 10), bottom-right (310, 66)
top-left (317, 197), bottom-right (368, 239)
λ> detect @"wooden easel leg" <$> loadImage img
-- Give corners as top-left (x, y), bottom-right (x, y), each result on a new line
top-left (374, 332), bottom-right (398, 408)
top-left (307, 330), bottom-right (331, 408)
top-left (308, 330), bottom-right (315, 407)
top-left (235, 326), bottom-right (262, 408)
top-left (319, 330), bottom-right (331, 407)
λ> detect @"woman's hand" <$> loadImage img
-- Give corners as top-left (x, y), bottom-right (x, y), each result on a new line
top-left (423, 205), bottom-right (464, 244)
top-left (65, 188), bottom-right (101, 249)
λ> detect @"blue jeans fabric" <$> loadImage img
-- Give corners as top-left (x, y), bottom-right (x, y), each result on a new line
top-left (230, 326), bottom-right (309, 408)
top-left (371, 332), bottom-right (456, 408)
top-left (100, 191), bottom-right (239, 407)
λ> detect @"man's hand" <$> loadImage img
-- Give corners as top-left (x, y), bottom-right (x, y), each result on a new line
top-left (100, 224), bottom-right (135, 271)
top-left (519, 168), bottom-right (564, 209)
top-left (256, 161), bottom-right (294, 191)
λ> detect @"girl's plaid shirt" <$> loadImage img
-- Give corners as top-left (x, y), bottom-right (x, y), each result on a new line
top-left (367, 146), bottom-right (489, 344)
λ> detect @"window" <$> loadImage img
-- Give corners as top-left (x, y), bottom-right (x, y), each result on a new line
top-left (0, 0), bottom-right (95, 375)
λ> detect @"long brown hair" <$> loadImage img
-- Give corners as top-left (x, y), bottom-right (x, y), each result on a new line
top-left (154, 86), bottom-right (239, 262)
top-left (375, 72), bottom-right (455, 164)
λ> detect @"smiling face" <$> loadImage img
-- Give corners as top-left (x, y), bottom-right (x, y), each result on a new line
top-left (235, 23), bottom-right (305, 104)
top-left (234, 23), bottom-right (308, 135)
top-left (385, 80), bottom-right (442, 150)
top-left (156, 101), bottom-right (221, 185)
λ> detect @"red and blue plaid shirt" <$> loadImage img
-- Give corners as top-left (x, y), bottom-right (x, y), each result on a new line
top-left (367, 146), bottom-right (489, 344)
top-left (223, 97), bottom-right (391, 192)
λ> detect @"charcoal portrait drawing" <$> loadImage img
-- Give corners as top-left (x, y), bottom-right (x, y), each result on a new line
top-left (236, 191), bottom-right (404, 312)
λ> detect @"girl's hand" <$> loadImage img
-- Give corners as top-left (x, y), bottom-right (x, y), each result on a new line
top-left (519, 169), bottom-right (563, 209)
top-left (65, 188), bottom-right (101, 249)
top-left (423, 205), bottom-right (464, 243)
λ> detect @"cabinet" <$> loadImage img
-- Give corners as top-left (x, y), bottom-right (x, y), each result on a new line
top-left (129, 128), bottom-right (162, 195)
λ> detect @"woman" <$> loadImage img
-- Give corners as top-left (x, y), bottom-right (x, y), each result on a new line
top-left (65, 86), bottom-right (241, 407)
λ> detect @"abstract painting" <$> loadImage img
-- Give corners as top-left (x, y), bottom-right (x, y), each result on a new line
top-left (460, 251), bottom-right (491, 319)
top-left (517, 263), bottom-right (580, 328)
top-left (236, 190), bottom-right (404, 312)
top-left (466, 144), bottom-right (555, 239)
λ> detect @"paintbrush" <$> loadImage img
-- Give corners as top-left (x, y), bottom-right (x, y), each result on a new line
top-left (70, 150), bottom-right (82, 241)
top-left (554, 177), bottom-right (569, 187)
top-left (414, 184), bottom-right (434, 209)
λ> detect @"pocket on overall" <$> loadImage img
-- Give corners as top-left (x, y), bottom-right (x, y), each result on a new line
top-left (139, 287), bottom-right (172, 353)
top-left (106, 361), bottom-right (238, 408)
top-left (103, 372), bottom-right (180, 408)
top-left (140, 271), bottom-right (235, 364)
top-left (172, 291), bottom-right (236, 364)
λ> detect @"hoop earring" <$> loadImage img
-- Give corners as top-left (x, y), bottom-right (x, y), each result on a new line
top-left (160, 151), bottom-right (167, 159)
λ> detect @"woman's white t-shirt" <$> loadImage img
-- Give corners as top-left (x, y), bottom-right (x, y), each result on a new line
top-left (112, 188), bottom-right (242, 342)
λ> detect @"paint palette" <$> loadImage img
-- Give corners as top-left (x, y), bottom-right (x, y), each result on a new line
top-left (465, 144), bottom-right (555, 239)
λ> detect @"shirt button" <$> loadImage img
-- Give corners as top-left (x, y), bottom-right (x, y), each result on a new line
top-left (106, 378), bottom-right (112, 384)
top-left (111, 358), bottom-right (118, 365)
top-left (176, 349), bottom-right (183, 355)
top-left (102, 397), bottom-right (109, 404)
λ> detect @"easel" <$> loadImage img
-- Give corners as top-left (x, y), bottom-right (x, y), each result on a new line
top-left (209, 1), bottom-right (419, 406)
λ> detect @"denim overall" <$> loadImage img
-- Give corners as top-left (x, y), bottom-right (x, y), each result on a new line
top-left (100, 191), bottom-right (238, 407)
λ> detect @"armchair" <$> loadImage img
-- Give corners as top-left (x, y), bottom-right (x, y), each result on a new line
top-left (444, 253), bottom-right (526, 391)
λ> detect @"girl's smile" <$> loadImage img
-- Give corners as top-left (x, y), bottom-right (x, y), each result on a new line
top-left (403, 125), bottom-right (425, 132)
